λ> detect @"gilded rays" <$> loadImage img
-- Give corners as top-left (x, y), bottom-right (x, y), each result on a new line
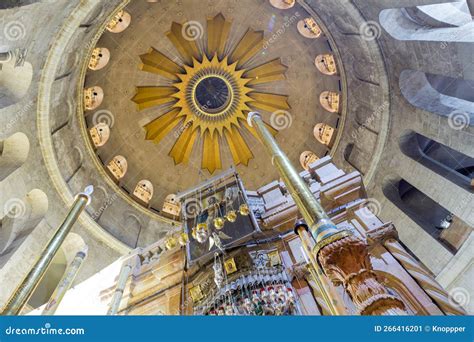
top-left (132, 13), bottom-right (289, 173)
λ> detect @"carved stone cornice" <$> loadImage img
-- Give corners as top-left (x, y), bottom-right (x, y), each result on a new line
top-left (366, 223), bottom-right (398, 246)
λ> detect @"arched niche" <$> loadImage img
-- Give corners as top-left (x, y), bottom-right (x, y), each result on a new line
top-left (399, 130), bottom-right (474, 191)
top-left (89, 123), bottom-right (110, 147)
top-left (83, 86), bottom-right (104, 111)
top-left (399, 70), bottom-right (474, 125)
top-left (319, 91), bottom-right (340, 113)
top-left (315, 54), bottom-right (337, 76)
top-left (88, 47), bottom-right (110, 71)
top-left (106, 10), bottom-right (131, 33)
top-left (133, 180), bottom-right (154, 205)
top-left (382, 178), bottom-right (472, 253)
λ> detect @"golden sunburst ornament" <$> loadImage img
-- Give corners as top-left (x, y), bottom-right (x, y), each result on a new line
top-left (132, 13), bottom-right (290, 173)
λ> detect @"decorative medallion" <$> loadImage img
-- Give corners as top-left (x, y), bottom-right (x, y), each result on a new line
top-left (132, 13), bottom-right (289, 173)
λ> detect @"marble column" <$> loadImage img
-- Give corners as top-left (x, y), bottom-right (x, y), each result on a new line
top-left (42, 250), bottom-right (87, 315)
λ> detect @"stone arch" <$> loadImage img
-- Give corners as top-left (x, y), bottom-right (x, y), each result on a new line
top-left (0, 189), bottom-right (49, 259)
top-left (380, 3), bottom-right (474, 42)
top-left (0, 132), bottom-right (30, 181)
top-left (399, 130), bottom-right (474, 190)
top-left (382, 177), bottom-right (472, 253)
top-left (0, 57), bottom-right (33, 109)
top-left (399, 70), bottom-right (474, 125)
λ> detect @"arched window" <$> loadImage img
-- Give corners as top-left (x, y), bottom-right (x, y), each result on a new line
top-left (106, 155), bottom-right (128, 181)
top-left (400, 70), bottom-right (474, 125)
top-left (383, 178), bottom-right (472, 253)
top-left (400, 131), bottom-right (474, 190)
top-left (106, 10), bottom-right (132, 33)
top-left (83, 86), bottom-right (104, 111)
top-left (380, 2), bottom-right (473, 42)
top-left (88, 47), bottom-right (110, 71)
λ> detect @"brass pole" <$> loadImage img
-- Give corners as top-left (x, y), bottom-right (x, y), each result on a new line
top-left (41, 249), bottom-right (88, 315)
top-left (248, 112), bottom-right (348, 315)
top-left (1, 186), bottom-right (93, 315)
top-left (247, 113), bottom-right (346, 244)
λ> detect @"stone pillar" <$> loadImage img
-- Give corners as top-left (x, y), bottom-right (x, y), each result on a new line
top-left (107, 259), bottom-right (133, 315)
top-left (384, 239), bottom-right (466, 315)
top-left (248, 112), bottom-right (407, 315)
top-left (42, 250), bottom-right (88, 315)
top-left (0, 132), bottom-right (30, 182)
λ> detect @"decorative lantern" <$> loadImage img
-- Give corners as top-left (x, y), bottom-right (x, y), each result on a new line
top-left (213, 216), bottom-right (225, 230)
top-left (239, 203), bottom-right (250, 216)
top-left (225, 210), bottom-right (237, 222)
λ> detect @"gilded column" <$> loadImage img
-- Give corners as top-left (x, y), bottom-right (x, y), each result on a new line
top-left (41, 249), bottom-right (88, 315)
top-left (1, 186), bottom-right (93, 315)
top-left (248, 112), bottom-right (407, 315)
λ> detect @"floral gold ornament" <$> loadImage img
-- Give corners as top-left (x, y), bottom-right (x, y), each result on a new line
top-left (239, 203), bottom-right (250, 216)
top-left (213, 216), bottom-right (225, 230)
top-left (133, 13), bottom-right (288, 173)
top-left (225, 209), bottom-right (237, 222)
